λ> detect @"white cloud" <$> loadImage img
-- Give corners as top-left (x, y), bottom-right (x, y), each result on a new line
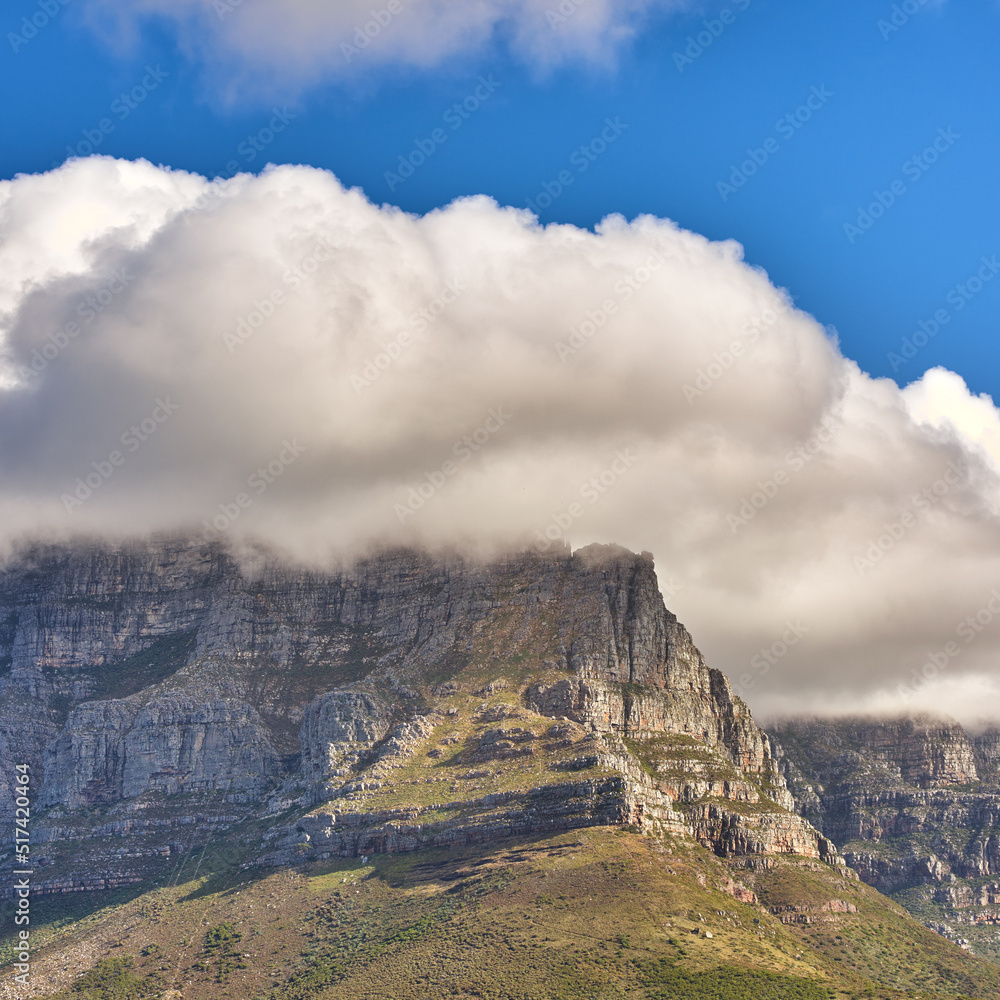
top-left (903, 366), bottom-right (1000, 472)
top-left (0, 157), bottom-right (205, 364)
top-left (3, 157), bottom-right (1000, 725)
top-left (81, 0), bottom-right (686, 96)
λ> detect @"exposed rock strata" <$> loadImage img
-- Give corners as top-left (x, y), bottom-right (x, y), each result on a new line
top-left (0, 538), bottom-right (836, 892)
top-left (770, 716), bottom-right (1000, 879)
top-left (769, 714), bottom-right (1000, 958)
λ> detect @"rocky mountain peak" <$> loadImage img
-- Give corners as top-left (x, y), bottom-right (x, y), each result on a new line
top-left (0, 537), bottom-right (838, 897)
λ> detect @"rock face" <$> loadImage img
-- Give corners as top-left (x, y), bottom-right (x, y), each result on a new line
top-left (40, 697), bottom-right (284, 808)
top-left (299, 691), bottom-right (393, 785)
top-left (0, 537), bottom-right (837, 894)
top-left (769, 715), bottom-right (1000, 960)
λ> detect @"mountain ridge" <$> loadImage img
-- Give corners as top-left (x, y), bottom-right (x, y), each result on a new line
top-left (0, 536), bottom-right (835, 888)
top-left (2, 536), bottom-right (998, 998)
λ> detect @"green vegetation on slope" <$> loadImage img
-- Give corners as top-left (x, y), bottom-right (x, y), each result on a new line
top-left (53, 956), bottom-right (163, 999)
top-left (638, 957), bottom-right (833, 999)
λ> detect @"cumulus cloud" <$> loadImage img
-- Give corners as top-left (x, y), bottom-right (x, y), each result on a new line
top-left (2, 157), bottom-right (1000, 725)
top-left (902, 366), bottom-right (1000, 472)
top-left (81, 0), bottom-right (685, 96)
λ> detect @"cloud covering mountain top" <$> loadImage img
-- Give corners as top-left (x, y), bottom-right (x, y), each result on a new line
top-left (2, 156), bottom-right (999, 723)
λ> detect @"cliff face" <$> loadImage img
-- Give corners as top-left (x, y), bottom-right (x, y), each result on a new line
top-left (769, 715), bottom-right (1000, 960)
top-left (0, 538), bottom-right (837, 894)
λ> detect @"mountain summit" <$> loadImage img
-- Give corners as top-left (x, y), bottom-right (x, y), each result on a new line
top-left (0, 539), bottom-right (832, 875)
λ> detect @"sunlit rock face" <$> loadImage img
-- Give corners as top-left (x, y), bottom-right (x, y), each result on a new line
top-left (0, 537), bottom-right (835, 895)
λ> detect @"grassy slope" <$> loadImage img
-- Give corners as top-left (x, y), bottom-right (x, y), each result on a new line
top-left (9, 826), bottom-right (1000, 1000)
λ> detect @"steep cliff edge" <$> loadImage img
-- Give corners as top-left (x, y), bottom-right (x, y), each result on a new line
top-left (0, 537), bottom-right (837, 896)
top-left (769, 715), bottom-right (1000, 961)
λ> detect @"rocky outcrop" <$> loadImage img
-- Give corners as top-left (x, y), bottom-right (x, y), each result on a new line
top-left (770, 716), bottom-right (1000, 875)
top-left (40, 697), bottom-right (283, 808)
top-left (266, 776), bottom-right (651, 860)
top-left (769, 714), bottom-right (1000, 958)
top-left (299, 690), bottom-right (394, 783)
top-left (0, 537), bottom-right (837, 892)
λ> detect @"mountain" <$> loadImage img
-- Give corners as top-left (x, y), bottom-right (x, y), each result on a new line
top-left (769, 715), bottom-right (1000, 963)
top-left (0, 537), bottom-right (997, 998)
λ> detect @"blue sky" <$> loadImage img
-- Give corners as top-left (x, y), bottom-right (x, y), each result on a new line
top-left (2, 0), bottom-right (998, 397)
